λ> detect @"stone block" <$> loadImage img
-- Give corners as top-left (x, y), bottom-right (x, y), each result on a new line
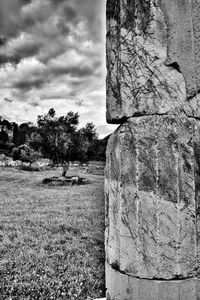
top-left (160, 0), bottom-right (200, 98)
top-left (106, 262), bottom-right (140, 300)
top-left (106, 0), bottom-right (200, 123)
top-left (106, 262), bottom-right (199, 300)
top-left (157, 281), bottom-right (179, 300)
top-left (179, 278), bottom-right (197, 300)
top-left (105, 115), bottom-right (200, 279)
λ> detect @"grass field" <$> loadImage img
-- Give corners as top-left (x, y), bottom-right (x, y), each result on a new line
top-left (0, 166), bottom-right (105, 300)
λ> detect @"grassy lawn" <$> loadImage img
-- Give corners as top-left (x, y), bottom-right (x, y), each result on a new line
top-left (0, 167), bottom-right (105, 299)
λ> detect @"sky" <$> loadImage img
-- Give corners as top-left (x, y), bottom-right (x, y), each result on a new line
top-left (0, 0), bottom-right (116, 138)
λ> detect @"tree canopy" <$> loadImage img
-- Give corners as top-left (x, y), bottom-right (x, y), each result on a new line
top-left (12, 145), bottom-right (39, 165)
top-left (29, 108), bottom-right (99, 166)
top-left (0, 109), bottom-right (107, 163)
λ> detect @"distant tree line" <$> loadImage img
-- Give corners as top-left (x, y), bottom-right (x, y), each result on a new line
top-left (0, 109), bottom-right (107, 168)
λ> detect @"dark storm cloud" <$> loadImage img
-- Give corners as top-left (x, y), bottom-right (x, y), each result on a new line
top-left (49, 0), bottom-right (66, 5)
top-left (0, 54), bottom-right (9, 65)
top-left (4, 97), bottom-right (13, 103)
top-left (56, 0), bottom-right (103, 41)
top-left (0, 0), bottom-right (32, 38)
top-left (22, 0), bottom-right (32, 4)
top-left (0, 0), bottom-right (109, 137)
top-left (0, 0), bottom-right (21, 38)
top-left (56, 20), bottom-right (71, 36)
top-left (0, 0), bottom-right (103, 66)
top-left (75, 0), bottom-right (103, 41)
top-left (11, 62), bottom-right (97, 93)
top-left (14, 39), bottom-right (41, 58)
top-left (22, 0), bottom-right (54, 28)
top-left (14, 77), bottom-right (45, 90)
top-left (0, 38), bottom-right (41, 65)
top-left (0, 0), bottom-right (50, 40)
top-left (50, 0), bottom-right (103, 38)
top-left (61, 3), bottom-right (78, 23)
top-left (0, 37), bottom-right (6, 46)
top-left (30, 102), bottom-right (39, 107)
top-left (50, 65), bottom-right (94, 78)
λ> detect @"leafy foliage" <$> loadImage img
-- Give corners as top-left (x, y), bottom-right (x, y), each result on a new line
top-left (0, 129), bottom-right (9, 143)
top-left (71, 122), bottom-right (98, 164)
top-left (0, 109), bottom-right (108, 163)
top-left (12, 123), bottom-right (18, 145)
top-left (12, 145), bottom-right (40, 165)
top-left (0, 118), bottom-right (12, 130)
top-left (30, 109), bottom-right (99, 167)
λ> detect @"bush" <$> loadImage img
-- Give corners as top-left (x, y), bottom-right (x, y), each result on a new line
top-left (12, 147), bottom-right (20, 160)
top-left (12, 145), bottom-right (40, 165)
top-left (18, 165), bottom-right (41, 172)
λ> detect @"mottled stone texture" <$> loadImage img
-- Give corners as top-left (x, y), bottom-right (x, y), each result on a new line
top-left (160, 0), bottom-right (200, 98)
top-left (105, 115), bottom-right (200, 279)
top-left (106, 0), bottom-right (200, 123)
top-left (106, 0), bottom-right (200, 299)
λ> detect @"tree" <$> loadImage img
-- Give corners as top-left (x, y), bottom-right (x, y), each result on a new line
top-left (72, 122), bottom-right (98, 164)
top-left (0, 118), bottom-right (12, 143)
top-left (0, 128), bottom-right (9, 143)
top-left (12, 145), bottom-right (40, 165)
top-left (12, 147), bottom-right (20, 161)
top-left (30, 108), bottom-right (79, 176)
top-left (29, 109), bottom-right (102, 175)
top-left (12, 122), bottom-right (19, 145)
top-left (0, 119), bottom-right (15, 155)
top-left (17, 123), bottom-right (30, 145)
top-left (94, 134), bottom-right (110, 161)
top-left (0, 119), bottom-right (12, 130)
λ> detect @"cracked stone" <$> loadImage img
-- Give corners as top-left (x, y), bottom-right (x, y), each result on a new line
top-left (106, 1), bottom-right (200, 298)
top-left (105, 115), bottom-right (200, 279)
top-left (106, 0), bottom-right (200, 123)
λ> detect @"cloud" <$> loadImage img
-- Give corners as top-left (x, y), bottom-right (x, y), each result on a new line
top-left (75, 99), bottom-right (84, 107)
top-left (0, 0), bottom-right (104, 65)
top-left (14, 77), bottom-right (45, 90)
top-left (21, 0), bottom-right (53, 27)
top-left (48, 0), bottom-right (66, 5)
top-left (49, 64), bottom-right (95, 78)
top-left (0, 0), bottom-right (22, 38)
top-left (0, 58), bottom-right (48, 94)
top-left (0, 0), bottom-right (115, 138)
top-left (30, 101), bottom-right (39, 107)
top-left (0, 34), bottom-right (42, 64)
top-left (61, 2), bottom-right (78, 23)
top-left (37, 82), bottom-right (72, 101)
top-left (4, 97), bottom-right (13, 103)
top-left (66, 0), bottom-right (103, 42)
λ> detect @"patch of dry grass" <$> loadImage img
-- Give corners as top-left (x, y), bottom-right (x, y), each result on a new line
top-left (0, 167), bottom-right (105, 299)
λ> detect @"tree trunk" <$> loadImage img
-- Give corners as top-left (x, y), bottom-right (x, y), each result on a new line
top-left (61, 161), bottom-right (69, 177)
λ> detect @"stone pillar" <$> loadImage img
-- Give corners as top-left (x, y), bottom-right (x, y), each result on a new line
top-left (105, 1), bottom-right (200, 299)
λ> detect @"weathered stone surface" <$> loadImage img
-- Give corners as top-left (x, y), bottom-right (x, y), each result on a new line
top-left (106, 0), bottom-right (200, 123)
top-left (106, 262), bottom-right (199, 300)
top-left (160, 0), bottom-right (200, 98)
top-left (105, 0), bottom-right (200, 298)
top-left (105, 115), bottom-right (200, 279)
